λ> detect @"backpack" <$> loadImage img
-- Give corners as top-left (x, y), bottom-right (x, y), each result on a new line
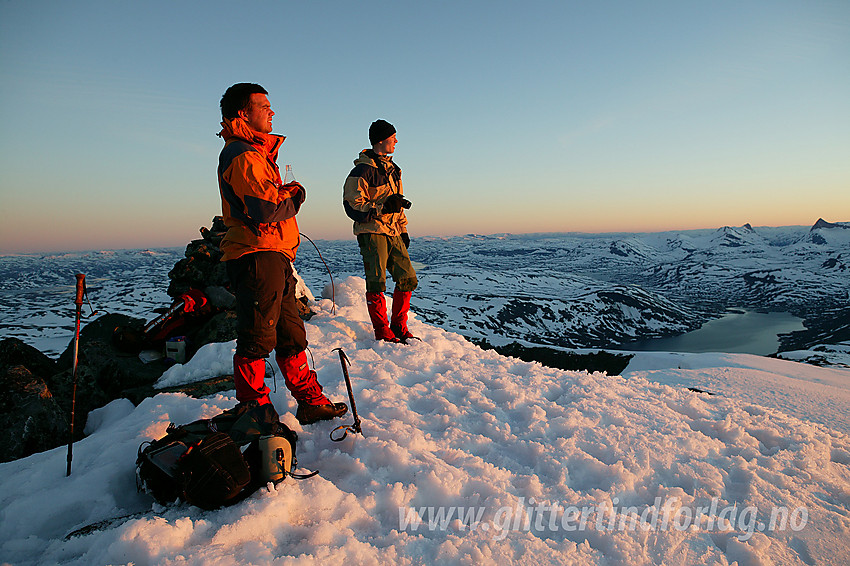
top-left (136, 402), bottom-right (304, 510)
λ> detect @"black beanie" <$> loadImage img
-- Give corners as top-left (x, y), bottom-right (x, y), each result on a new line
top-left (369, 119), bottom-right (396, 145)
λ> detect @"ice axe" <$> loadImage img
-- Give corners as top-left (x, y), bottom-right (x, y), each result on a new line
top-left (66, 273), bottom-right (85, 476)
top-left (330, 348), bottom-right (362, 441)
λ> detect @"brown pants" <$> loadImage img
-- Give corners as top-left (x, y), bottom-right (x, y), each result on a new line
top-left (226, 251), bottom-right (307, 359)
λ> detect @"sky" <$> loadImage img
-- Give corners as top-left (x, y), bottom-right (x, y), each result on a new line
top-left (1, 0), bottom-right (848, 254)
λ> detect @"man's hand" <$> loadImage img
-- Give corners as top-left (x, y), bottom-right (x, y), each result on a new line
top-left (401, 233), bottom-right (410, 248)
top-left (282, 182), bottom-right (305, 207)
top-left (382, 193), bottom-right (411, 214)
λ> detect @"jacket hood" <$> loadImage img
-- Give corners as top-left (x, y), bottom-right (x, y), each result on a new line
top-left (219, 117), bottom-right (285, 156)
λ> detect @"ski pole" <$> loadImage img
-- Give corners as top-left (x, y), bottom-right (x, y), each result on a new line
top-left (330, 348), bottom-right (362, 441)
top-left (66, 273), bottom-right (85, 476)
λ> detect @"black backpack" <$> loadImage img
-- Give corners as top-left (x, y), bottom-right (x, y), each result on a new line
top-left (136, 402), bottom-right (304, 510)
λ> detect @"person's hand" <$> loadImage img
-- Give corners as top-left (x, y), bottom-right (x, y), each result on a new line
top-left (401, 233), bottom-right (410, 248)
top-left (282, 182), bottom-right (305, 206)
top-left (383, 193), bottom-right (411, 214)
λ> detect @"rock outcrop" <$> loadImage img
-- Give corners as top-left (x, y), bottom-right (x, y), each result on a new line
top-left (1, 217), bottom-right (315, 462)
top-left (0, 338), bottom-right (66, 463)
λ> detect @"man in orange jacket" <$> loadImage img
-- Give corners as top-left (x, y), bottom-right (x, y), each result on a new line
top-left (217, 83), bottom-right (347, 425)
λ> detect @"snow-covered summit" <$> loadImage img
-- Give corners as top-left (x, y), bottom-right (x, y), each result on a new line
top-left (806, 218), bottom-right (850, 247)
top-left (811, 218), bottom-right (850, 231)
top-left (1, 277), bottom-right (848, 565)
top-left (710, 223), bottom-right (766, 248)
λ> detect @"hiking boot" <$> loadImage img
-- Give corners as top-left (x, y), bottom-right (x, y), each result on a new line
top-left (232, 399), bottom-right (262, 411)
top-left (296, 401), bottom-right (348, 425)
top-left (376, 326), bottom-right (403, 343)
top-left (391, 324), bottom-right (418, 343)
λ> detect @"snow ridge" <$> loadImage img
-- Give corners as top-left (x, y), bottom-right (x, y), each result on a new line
top-left (1, 277), bottom-right (848, 565)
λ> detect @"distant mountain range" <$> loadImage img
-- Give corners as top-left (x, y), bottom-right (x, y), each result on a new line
top-left (393, 219), bottom-right (849, 351)
top-left (1, 219), bottom-right (848, 356)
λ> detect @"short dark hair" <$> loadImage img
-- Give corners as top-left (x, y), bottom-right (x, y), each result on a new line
top-left (220, 83), bottom-right (268, 119)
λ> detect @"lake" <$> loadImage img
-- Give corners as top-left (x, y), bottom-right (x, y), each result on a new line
top-left (621, 310), bottom-right (806, 355)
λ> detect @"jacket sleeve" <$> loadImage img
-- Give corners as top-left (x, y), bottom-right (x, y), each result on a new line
top-left (395, 177), bottom-right (408, 233)
top-left (342, 166), bottom-right (378, 222)
top-left (228, 151), bottom-right (300, 223)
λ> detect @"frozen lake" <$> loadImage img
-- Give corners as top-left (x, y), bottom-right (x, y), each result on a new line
top-left (621, 310), bottom-right (806, 355)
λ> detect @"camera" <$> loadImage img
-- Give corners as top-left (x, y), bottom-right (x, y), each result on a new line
top-left (383, 193), bottom-right (411, 213)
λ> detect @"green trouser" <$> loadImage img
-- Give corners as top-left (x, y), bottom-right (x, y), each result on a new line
top-left (357, 233), bottom-right (418, 293)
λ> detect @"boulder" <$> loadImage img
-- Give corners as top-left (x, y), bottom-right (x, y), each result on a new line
top-left (53, 313), bottom-right (168, 436)
top-left (0, 338), bottom-right (67, 463)
top-left (193, 310), bottom-right (239, 346)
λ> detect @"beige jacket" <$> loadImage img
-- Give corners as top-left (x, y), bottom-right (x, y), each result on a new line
top-left (342, 150), bottom-right (408, 237)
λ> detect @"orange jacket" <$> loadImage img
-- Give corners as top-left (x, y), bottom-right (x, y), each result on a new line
top-left (217, 118), bottom-right (302, 261)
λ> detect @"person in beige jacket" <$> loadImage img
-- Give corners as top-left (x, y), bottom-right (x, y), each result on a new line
top-left (343, 120), bottom-right (418, 343)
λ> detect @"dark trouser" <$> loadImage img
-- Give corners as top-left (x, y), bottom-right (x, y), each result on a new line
top-left (357, 233), bottom-right (418, 293)
top-left (226, 251), bottom-right (307, 359)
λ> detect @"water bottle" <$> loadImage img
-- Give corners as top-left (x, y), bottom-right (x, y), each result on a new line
top-left (283, 164), bottom-right (296, 185)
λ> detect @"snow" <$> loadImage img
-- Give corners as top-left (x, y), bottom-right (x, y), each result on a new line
top-left (4, 223), bottom-right (848, 358)
top-left (622, 352), bottom-right (850, 435)
top-left (778, 342), bottom-right (850, 370)
top-left (2, 277), bottom-right (850, 565)
top-left (156, 341), bottom-right (237, 389)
